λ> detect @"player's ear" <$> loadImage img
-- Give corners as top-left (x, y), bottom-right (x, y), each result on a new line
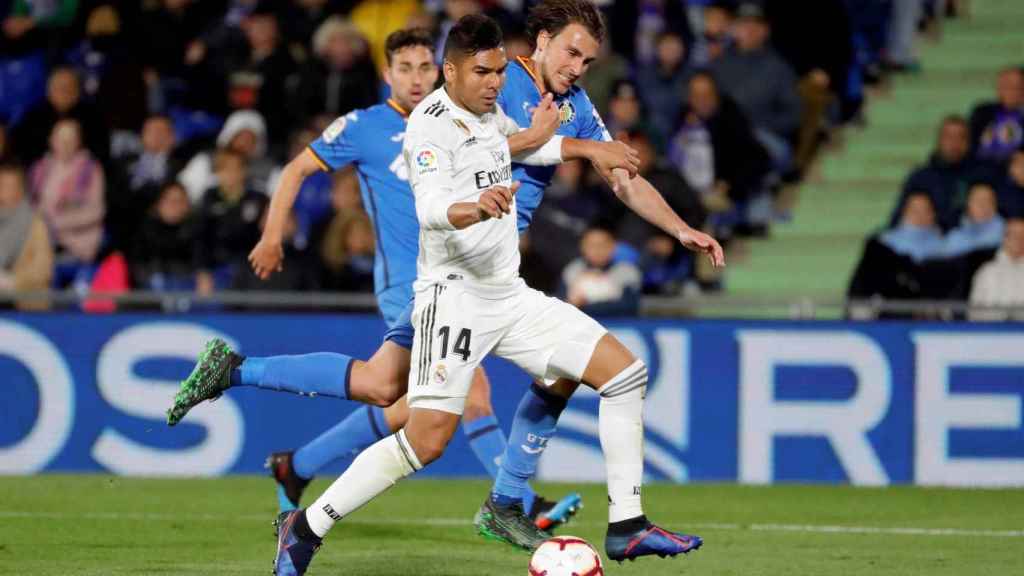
top-left (536, 30), bottom-right (551, 54)
top-left (383, 66), bottom-right (393, 88)
top-left (443, 58), bottom-right (457, 84)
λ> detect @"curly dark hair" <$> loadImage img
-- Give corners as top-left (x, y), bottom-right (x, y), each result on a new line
top-left (526, 0), bottom-right (606, 46)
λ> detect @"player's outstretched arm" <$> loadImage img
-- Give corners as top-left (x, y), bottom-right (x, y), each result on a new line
top-left (562, 139), bottom-right (641, 185)
top-left (249, 149), bottom-right (322, 279)
top-left (608, 168), bottom-right (725, 268)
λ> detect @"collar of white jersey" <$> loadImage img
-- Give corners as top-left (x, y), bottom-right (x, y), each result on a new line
top-left (438, 85), bottom-right (496, 121)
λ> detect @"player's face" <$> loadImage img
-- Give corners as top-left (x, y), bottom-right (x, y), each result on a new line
top-left (385, 46), bottom-right (439, 112)
top-left (535, 24), bottom-right (599, 95)
top-left (445, 47), bottom-right (508, 115)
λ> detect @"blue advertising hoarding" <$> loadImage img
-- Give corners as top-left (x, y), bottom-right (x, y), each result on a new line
top-left (1, 313), bottom-right (1022, 486)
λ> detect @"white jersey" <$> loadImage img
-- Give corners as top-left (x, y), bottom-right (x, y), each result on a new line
top-left (403, 86), bottom-right (563, 289)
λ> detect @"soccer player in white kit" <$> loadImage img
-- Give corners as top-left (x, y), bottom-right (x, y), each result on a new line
top-left (272, 15), bottom-right (714, 575)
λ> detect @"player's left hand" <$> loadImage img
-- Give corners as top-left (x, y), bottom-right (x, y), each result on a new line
top-left (249, 238), bottom-right (285, 280)
top-left (677, 227), bottom-right (725, 268)
top-left (529, 93), bottom-right (560, 144)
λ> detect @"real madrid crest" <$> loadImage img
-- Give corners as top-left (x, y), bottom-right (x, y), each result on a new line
top-left (433, 364), bottom-right (448, 385)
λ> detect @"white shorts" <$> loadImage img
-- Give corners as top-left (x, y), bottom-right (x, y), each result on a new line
top-left (407, 278), bottom-right (607, 415)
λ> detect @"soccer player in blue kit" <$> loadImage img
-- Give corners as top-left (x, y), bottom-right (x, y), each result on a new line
top-left (167, 26), bottom-right (638, 528)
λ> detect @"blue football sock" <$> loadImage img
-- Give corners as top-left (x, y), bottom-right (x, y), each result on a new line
top-left (231, 353), bottom-right (353, 399)
top-left (465, 414), bottom-right (536, 512)
top-left (492, 383), bottom-right (568, 508)
top-left (292, 405), bottom-right (389, 479)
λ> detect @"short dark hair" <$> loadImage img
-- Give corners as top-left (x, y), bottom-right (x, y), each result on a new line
top-left (526, 0), bottom-right (606, 47)
top-left (443, 14), bottom-right (504, 62)
top-left (385, 27), bottom-right (435, 65)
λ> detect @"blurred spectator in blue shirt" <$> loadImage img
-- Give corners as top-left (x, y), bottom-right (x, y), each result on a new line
top-left (942, 182), bottom-right (1005, 258)
top-left (880, 192), bottom-right (945, 263)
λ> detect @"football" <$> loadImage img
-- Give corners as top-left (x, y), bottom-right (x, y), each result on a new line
top-left (528, 536), bottom-right (604, 576)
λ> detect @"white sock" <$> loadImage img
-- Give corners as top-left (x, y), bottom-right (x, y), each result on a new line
top-left (305, 429), bottom-right (422, 537)
top-left (598, 359), bottom-right (647, 523)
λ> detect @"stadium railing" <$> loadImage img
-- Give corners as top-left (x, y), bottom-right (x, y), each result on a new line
top-left (1, 290), bottom-right (1022, 320)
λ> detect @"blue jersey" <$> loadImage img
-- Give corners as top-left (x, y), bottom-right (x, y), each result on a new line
top-left (499, 56), bottom-right (613, 232)
top-left (308, 100), bottom-right (418, 295)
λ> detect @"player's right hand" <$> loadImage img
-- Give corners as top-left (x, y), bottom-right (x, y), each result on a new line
top-left (529, 93), bottom-right (560, 143)
top-left (476, 182), bottom-right (519, 221)
top-left (249, 238), bottom-right (284, 280)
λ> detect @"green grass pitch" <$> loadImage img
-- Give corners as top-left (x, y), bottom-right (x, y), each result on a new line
top-left (0, 476), bottom-right (1021, 575)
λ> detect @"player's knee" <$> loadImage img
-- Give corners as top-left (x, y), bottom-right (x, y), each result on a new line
top-left (463, 394), bottom-right (493, 422)
top-left (598, 359), bottom-right (648, 398)
top-left (365, 383), bottom-right (404, 407)
top-left (409, 431), bottom-right (450, 464)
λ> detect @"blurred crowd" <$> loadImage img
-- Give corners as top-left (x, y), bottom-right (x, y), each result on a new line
top-left (0, 0), bottom-right (971, 313)
top-left (848, 65), bottom-right (1024, 321)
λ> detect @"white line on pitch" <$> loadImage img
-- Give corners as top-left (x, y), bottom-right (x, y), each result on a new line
top-left (1, 511), bottom-right (1021, 538)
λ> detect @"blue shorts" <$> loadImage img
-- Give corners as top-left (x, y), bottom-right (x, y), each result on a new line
top-left (378, 283), bottom-right (415, 350)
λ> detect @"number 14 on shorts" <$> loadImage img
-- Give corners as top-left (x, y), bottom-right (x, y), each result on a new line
top-left (438, 326), bottom-right (472, 361)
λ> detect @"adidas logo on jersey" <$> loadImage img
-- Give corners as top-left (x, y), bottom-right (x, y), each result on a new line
top-left (424, 102), bottom-right (448, 117)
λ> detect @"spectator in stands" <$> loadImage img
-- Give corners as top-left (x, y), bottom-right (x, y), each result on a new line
top-left (319, 211), bottom-right (375, 292)
top-left (12, 67), bottom-right (110, 164)
top-left (689, 0), bottom-right (733, 67)
top-left (563, 224), bottom-right (641, 315)
top-left (235, 207), bottom-right (320, 292)
top-left (890, 115), bottom-right (995, 230)
top-left (29, 119), bottom-right (106, 289)
top-left (0, 163), bottom-right (52, 307)
top-left (999, 148), bottom-right (1024, 215)
top-left (603, 79), bottom-right (651, 142)
top-left (129, 181), bottom-right (195, 291)
top-left (969, 218), bottom-right (1024, 321)
top-left (942, 182), bottom-right (1005, 257)
top-left (292, 17), bottom-right (380, 129)
top-left (880, 192), bottom-right (945, 263)
top-left (670, 71), bottom-right (771, 210)
top-left (179, 109), bottom-right (276, 201)
top-left (107, 114), bottom-right (183, 251)
top-left (636, 30), bottom-right (691, 148)
top-left (225, 4), bottom-right (297, 147)
top-left (69, 3), bottom-right (149, 158)
top-left (141, 0), bottom-right (227, 113)
top-left (764, 0), bottom-right (853, 174)
top-left (193, 148), bottom-right (268, 295)
top-left (969, 67), bottom-right (1024, 164)
top-left (711, 2), bottom-right (800, 174)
